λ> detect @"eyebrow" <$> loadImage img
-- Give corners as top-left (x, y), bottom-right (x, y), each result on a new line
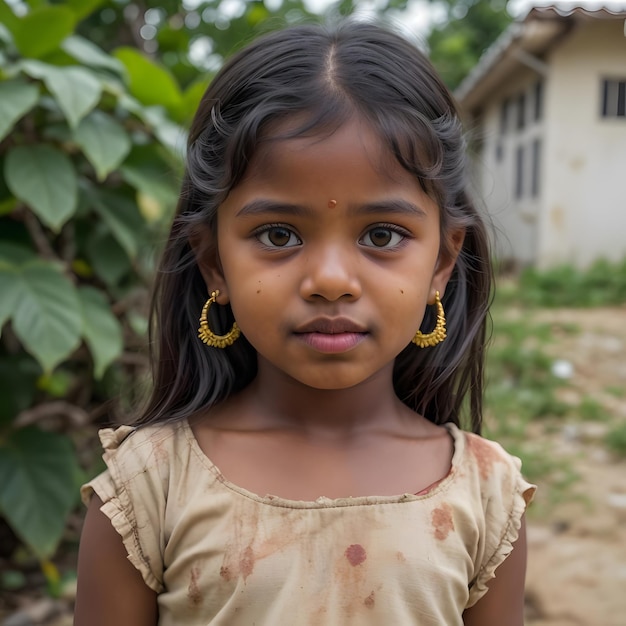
top-left (235, 199), bottom-right (311, 218)
top-left (235, 198), bottom-right (428, 219)
top-left (357, 199), bottom-right (428, 219)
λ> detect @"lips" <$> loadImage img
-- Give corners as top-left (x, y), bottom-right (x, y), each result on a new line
top-left (293, 317), bottom-right (368, 335)
top-left (293, 318), bottom-right (368, 354)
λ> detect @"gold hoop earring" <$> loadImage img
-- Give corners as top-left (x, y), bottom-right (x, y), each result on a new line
top-left (198, 290), bottom-right (240, 348)
top-left (412, 291), bottom-right (446, 348)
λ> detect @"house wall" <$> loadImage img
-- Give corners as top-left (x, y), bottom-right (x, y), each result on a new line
top-left (471, 66), bottom-right (544, 267)
top-left (539, 19), bottom-right (626, 268)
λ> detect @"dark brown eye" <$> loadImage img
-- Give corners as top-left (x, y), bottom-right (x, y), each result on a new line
top-left (268, 227), bottom-right (291, 246)
top-left (369, 228), bottom-right (392, 246)
top-left (360, 227), bottom-right (404, 249)
top-left (257, 227), bottom-right (301, 248)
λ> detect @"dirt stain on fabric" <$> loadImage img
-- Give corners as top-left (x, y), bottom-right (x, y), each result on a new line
top-left (187, 566), bottom-right (202, 605)
top-left (466, 434), bottom-right (502, 480)
top-left (150, 437), bottom-right (169, 464)
top-left (240, 545), bottom-right (255, 580)
top-left (432, 502), bottom-right (454, 540)
top-left (345, 544), bottom-right (367, 566)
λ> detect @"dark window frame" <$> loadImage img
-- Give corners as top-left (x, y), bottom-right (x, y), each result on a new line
top-left (516, 93), bottom-right (526, 130)
top-left (515, 145), bottom-right (524, 199)
top-left (531, 138), bottom-right (541, 198)
top-left (601, 78), bottom-right (626, 118)
top-left (533, 80), bottom-right (543, 122)
top-left (499, 98), bottom-right (510, 134)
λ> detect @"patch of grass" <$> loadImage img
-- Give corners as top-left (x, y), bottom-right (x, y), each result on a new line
top-left (605, 423), bottom-right (626, 458)
top-left (577, 396), bottom-right (608, 421)
top-left (485, 290), bottom-right (584, 509)
top-left (505, 258), bottom-right (626, 307)
top-left (486, 309), bottom-right (569, 424)
top-left (605, 385), bottom-right (626, 399)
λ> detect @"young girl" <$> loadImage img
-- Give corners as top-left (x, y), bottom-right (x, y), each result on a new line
top-left (75, 21), bottom-right (535, 626)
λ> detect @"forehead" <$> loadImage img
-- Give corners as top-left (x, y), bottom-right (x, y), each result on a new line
top-left (241, 117), bottom-right (418, 190)
top-left (218, 116), bottom-right (440, 224)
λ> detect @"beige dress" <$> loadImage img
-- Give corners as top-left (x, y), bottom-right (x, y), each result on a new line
top-left (82, 420), bottom-right (535, 625)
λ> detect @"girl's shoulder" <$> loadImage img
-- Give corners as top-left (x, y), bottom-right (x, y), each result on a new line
top-left (96, 419), bottom-right (191, 466)
top-left (81, 420), bottom-right (191, 505)
top-left (80, 422), bottom-right (189, 595)
top-left (445, 422), bottom-right (536, 505)
top-left (97, 420), bottom-right (184, 455)
top-left (444, 424), bottom-right (535, 606)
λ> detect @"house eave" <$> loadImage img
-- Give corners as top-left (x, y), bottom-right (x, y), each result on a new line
top-left (455, 5), bottom-right (626, 114)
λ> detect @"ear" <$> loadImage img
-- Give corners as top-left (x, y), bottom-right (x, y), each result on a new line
top-left (429, 227), bottom-right (465, 303)
top-left (189, 227), bottom-right (230, 304)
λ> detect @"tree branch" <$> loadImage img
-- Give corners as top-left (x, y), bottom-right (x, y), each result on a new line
top-left (21, 208), bottom-right (61, 263)
top-left (15, 401), bottom-right (90, 428)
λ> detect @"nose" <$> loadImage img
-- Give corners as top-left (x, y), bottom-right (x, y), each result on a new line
top-left (299, 243), bottom-right (362, 302)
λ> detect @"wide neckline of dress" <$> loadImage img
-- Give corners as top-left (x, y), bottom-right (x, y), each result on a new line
top-left (180, 418), bottom-right (465, 509)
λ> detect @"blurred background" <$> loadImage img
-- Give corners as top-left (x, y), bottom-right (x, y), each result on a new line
top-left (0, 0), bottom-right (625, 624)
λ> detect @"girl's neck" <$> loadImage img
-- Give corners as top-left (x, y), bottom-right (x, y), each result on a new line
top-left (215, 359), bottom-right (423, 440)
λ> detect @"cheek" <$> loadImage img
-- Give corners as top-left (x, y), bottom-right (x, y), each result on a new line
top-left (228, 289), bottom-right (281, 338)
top-left (387, 284), bottom-right (433, 333)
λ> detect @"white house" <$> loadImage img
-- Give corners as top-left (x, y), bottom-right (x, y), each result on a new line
top-left (456, 5), bottom-right (626, 268)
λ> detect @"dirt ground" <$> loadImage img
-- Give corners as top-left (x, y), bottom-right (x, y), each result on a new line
top-left (522, 307), bottom-right (626, 626)
top-left (1, 306), bottom-right (625, 625)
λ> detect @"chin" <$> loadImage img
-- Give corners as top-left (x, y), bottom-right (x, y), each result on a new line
top-left (292, 371), bottom-right (376, 392)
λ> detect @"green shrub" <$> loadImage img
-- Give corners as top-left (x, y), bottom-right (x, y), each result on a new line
top-left (516, 258), bottom-right (626, 307)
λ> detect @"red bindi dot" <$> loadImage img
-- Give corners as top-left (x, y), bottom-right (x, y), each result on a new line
top-left (327, 199), bottom-right (337, 208)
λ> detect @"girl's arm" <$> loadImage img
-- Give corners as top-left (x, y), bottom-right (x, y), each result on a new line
top-left (462, 516), bottom-right (528, 626)
top-left (74, 495), bottom-right (158, 626)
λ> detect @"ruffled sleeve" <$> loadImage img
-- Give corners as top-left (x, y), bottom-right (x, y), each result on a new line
top-left (464, 433), bottom-right (536, 607)
top-left (81, 425), bottom-right (171, 593)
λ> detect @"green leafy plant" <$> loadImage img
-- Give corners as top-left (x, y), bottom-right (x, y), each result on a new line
top-left (0, 0), bottom-right (185, 563)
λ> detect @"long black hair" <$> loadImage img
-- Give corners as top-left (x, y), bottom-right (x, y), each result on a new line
top-left (135, 21), bottom-right (493, 434)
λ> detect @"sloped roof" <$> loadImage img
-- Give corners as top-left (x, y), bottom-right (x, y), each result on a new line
top-left (455, 4), bottom-right (626, 111)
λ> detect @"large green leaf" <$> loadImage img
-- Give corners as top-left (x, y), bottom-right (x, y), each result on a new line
top-left (11, 6), bottom-right (75, 59)
top-left (133, 103), bottom-right (186, 156)
top-left (0, 242), bottom-right (36, 264)
top-left (0, 355), bottom-right (40, 427)
top-left (44, 66), bottom-right (102, 129)
top-left (64, 0), bottom-right (104, 20)
top-left (120, 145), bottom-right (180, 208)
top-left (4, 144), bottom-right (78, 231)
top-left (182, 79), bottom-right (210, 125)
top-left (61, 35), bottom-right (125, 76)
top-left (89, 189), bottom-right (144, 259)
top-left (114, 47), bottom-right (182, 114)
top-left (0, 427), bottom-right (79, 559)
top-left (0, 79), bottom-right (40, 142)
top-left (21, 61), bottom-right (102, 129)
top-left (85, 230), bottom-right (131, 287)
top-left (0, 1), bottom-right (19, 35)
top-left (78, 286), bottom-right (123, 379)
top-left (73, 111), bottom-right (131, 181)
top-left (0, 262), bottom-right (20, 329)
top-left (11, 261), bottom-right (82, 372)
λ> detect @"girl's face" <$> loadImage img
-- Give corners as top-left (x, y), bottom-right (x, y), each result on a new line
top-left (204, 118), bottom-right (459, 390)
